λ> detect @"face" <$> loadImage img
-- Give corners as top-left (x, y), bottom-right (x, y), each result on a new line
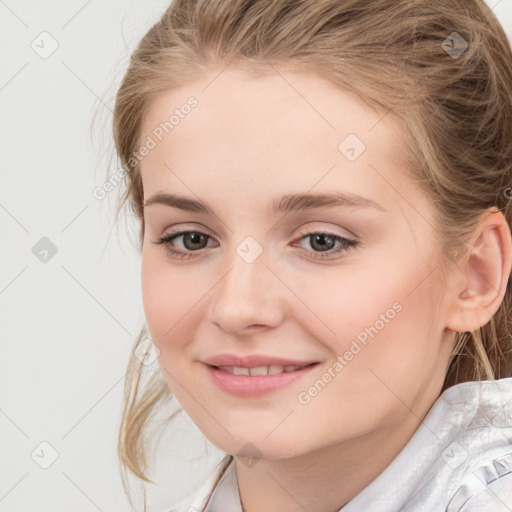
top-left (139, 65), bottom-right (455, 460)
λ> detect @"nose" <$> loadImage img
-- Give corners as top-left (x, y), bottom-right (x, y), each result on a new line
top-left (207, 246), bottom-right (285, 335)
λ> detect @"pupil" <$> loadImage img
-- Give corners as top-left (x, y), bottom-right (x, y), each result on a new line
top-left (185, 232), bottom-right (205, 249)
top-left (311, 234), bottom-right (334, 251)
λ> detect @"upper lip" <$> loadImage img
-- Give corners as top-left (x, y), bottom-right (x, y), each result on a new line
top-left (204, 354), bottom-right (319, 368)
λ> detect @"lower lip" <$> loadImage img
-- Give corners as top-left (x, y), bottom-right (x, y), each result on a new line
top-left (204, 363), bottom-right (319, 397)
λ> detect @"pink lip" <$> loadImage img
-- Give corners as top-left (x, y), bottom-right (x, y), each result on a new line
top-left (203, 360), bottom-right (320, 397)
top-left (204, 353), bottom-right (319, 368)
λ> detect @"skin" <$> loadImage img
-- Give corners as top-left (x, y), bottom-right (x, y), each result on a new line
top-left (138, 64), bottom-right (511, 512)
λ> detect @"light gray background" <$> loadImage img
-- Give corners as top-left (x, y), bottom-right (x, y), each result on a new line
top-left (1, 1), bottom-right (511, 511)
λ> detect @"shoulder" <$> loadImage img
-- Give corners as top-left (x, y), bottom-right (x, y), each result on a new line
top-left (440, 378), bottom-right (512, 512)
top-left (356, 378), bottom-right (512, 511)
top-left (165, 454), bottom-right (233, 512)
top-left (446, 452), bottom-right (512, 512)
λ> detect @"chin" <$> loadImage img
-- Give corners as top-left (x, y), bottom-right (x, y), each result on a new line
top-left (216, 435), bottom-right (306, 462)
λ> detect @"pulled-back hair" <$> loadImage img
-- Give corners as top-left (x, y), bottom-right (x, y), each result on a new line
top-left (111, 0), bottom-right (512, 505)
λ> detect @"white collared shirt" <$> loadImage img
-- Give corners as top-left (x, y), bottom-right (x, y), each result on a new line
top-left (168, 377), bottom-right (512, 511)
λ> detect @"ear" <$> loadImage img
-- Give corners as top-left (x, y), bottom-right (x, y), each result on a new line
top-left (445, 209), bottom-right (512, 333)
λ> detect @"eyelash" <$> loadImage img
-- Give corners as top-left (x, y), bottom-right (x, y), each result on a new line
top-left (152, 228), bottom-right (359, 260)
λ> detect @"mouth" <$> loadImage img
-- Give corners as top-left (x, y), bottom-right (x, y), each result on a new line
top-left (204, 361), bottom-right (320, 397)
top-left (207, 362), bottom-right (319, 376)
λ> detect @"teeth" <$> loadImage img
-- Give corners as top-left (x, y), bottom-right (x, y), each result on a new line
top-left (268, 364), bottom-right (286, 375)
top-left (232, 366), bottom-right (250, 376)
top-left (249, 366), bottom-right (269, 376)
top-left (217, 364), bottom-right (306, 375)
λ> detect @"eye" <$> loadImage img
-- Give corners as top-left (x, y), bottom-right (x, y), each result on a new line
top-left (153, 230), bottom-right (215, 260)
top-left (293, 231), bottom-right (359, 259)
top-left (152, 229), bottom-right (359, 260)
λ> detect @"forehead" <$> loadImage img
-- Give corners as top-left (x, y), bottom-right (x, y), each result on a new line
top-left (138, 65), bottom-right (413, 210)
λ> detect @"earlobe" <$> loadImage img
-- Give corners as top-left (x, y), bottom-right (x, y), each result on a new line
top-left (445, 210), bottom-right (512, 333)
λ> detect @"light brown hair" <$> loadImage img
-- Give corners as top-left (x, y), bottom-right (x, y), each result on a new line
top-left (110, 0), bottom-right (512, 507)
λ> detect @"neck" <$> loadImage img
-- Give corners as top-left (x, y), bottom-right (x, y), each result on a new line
top-left (234, 382), bottom-right (441, 512)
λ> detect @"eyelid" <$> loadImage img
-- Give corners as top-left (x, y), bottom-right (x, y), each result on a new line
top-left (295, 223), bottom-right (358, 241)
top-left (156, 222), bottom-right (214, 237)
top-left (153, 222), bottom-right (360, 263)
top-left (157, 222), bottom-right (357, 243)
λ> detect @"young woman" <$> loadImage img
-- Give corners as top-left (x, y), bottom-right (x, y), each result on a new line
top-left (113, 0), bottom-right (512, 510)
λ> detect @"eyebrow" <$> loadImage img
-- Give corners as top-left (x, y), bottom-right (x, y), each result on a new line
top-left (143, 191), bottom-right (387, 215)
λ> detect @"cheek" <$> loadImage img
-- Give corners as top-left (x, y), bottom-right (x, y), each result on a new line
top-left (140, 251), bottom-right (196, 350)
top-left (285, 268), bottom-right (443, 440)
top-left (140, 253), bottom-right (207, 407)
top-left (287, 257), bottom-right (443, 382)
top-left (276, 262), bottom-right (402, 347)
top-left (336, 271), bottom-right (443, 407)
